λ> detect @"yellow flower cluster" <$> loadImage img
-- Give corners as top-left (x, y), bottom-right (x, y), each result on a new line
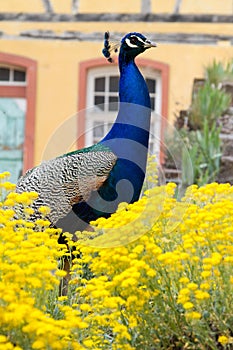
top-left (0, 173), bottom-right (90, 350)
top-left (70, 182), bottom-right (233, 348)
top-left (1, 169), bottom-right (233, 349)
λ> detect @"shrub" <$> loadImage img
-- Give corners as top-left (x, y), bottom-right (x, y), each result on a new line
top-left (1, 172), bottom-right (233, 349)
top-left (168, 59), bottom-right (232, 188)
top-left (205, 59), bottom-right (233, 87)
top-left (189, 82), bottom-right (231, 130)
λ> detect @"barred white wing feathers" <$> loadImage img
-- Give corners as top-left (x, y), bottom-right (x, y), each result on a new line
top-left (16, 150), bottom-right (117, 225)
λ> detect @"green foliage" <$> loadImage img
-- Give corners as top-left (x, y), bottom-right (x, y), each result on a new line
top-left (1, 176), bottom-right (233, 349)
top-left (168, 59), bottom-right (233, 188)
top-left (205, 59), bottom-right (233, 86)
top-left (189, 82), bottom-right (231, 129)
top-left (182, 120), bottom-right (222, 187)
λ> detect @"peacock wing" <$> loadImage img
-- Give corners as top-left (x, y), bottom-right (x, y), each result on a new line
top-left (16, 148), bottom-right (117, 226)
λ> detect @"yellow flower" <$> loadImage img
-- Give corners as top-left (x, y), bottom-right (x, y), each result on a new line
top-left (58, 296), bottom-right (68, 302)
top-left (201, 271), bottom-right (211, 278)
top-left (0, 335), bottom-right (8, 343)
top-left (55, 270), bottom-right (67, 278)
top-left (183, 302), bottom-right (194, 310)
top-left (32, 340), bottom-right (45, 349)
top-left (35, 219), bottom-right (50, 227)
top-left (146, 269), bottom-right (156, 277)
top-left (187, 282), bottom-right (198, 291)
top-left (24, 207), bottom-right (34, 216)
top-left (186, 311), bottom-right (201, 320)
top-left (1, 182), bottom-right (16, 191)
top-left (0, 171), bottom-right (11, 179)
top-left (79, 304), bottom-right (92, 312)
top-left (121, 278), bottom-right (138, 288)
top-left (27, 191), bottom-right (39, 200)
top-left (83, 339), bottom-right (95, 348)
top-left (218, 335), bottom-right (229, 345)
top-left (200, 282), bottom-right (210, 290)
top-left (177, 294), bottom-right (190, 305)
top-left (132, 244), bottom-right (144, 254)
top-left (179, 288), bottom-right (191, 296)
top-left (1, 177), bottom-right (233, 349)
top-left (38, 206), bottom-right (51, 216)
top-left (14, 193), bottom-right (33, 205)
top-left (194, 290), bottom-right (210, 300)
top-left (128, 315), bottom-right (138, 328)
top-left (179, 277), bottom-right (190, 284)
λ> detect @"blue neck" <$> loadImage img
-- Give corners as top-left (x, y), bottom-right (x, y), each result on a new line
top-left (118, 51), bottom-right (151, 109)
top-left (100, 51), bottom-right (151, 149)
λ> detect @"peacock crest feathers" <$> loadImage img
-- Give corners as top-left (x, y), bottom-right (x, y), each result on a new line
top-left (102, 31), bottom-right (120, 63)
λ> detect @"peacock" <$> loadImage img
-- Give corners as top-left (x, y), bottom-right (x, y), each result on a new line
top-left (16, 32), bottom-right (156, 235)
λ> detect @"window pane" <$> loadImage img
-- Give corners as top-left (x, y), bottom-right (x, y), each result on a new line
top-left (94, 95), bottom-right (105, 110)
top-left (107, 122), bottom-right (113, 131)
top-left (146, 78), bottom-right (156, 93)
top-left (95, 77), bottom-right (105, 92)
top-left (150, 97), bottom-right (155, 111)
top-left (149, 142), bottom-right (154, 153)
top-left (108, 96), bottom-right (118, 111)
top-left (109, 76), bottom-right (119, 92)
top-left (14, 69), bottom-right (26, 82)
top-left (93, 121), bottom-right (104, 137)
top-left (0, 68), bottom-right (10, 81)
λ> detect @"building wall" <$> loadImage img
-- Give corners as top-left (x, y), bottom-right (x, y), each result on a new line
top-left (0, 1), bottom-right (233, 169)
top-left (3, 0), bottom-right (230, 15)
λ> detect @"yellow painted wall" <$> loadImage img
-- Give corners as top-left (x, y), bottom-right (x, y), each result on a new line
top-left (75, 0), bottom-right (233, 15)
top-left (0, 0), bottom-right (233, 166)
top-left (1, 21), bottom-right (233, 37)
top-left (50, 0), bottom-right (72, 14)
top-left (151, 0), bottom-right (233, 14)
top-left (180, 0), bottom-right (233, 14)
top-left (1, 0), bottom-right (232, 15)
top-left (0, 0), bottom-right (44, 13)
top-left (78, 0), bottom-right (141, 13)
top-left (151, 0), bottom-right (177, 14)
top-left (1, 29), bottom-right (232, 165)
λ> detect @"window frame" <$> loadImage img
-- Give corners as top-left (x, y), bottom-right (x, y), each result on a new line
top-left (0, 65), bottom-right (27, 86)
top-left (0, 52), bottom-right (37, 172)
top-left (86, 65), bottom-right (162, 156)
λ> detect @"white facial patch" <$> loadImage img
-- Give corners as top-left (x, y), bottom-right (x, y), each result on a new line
top-left (135, 36), bottom-right (146, 44)
top-left (125, 38), bottom-right (138, 48)
top-left (125, 36), bottom-right (146, 48)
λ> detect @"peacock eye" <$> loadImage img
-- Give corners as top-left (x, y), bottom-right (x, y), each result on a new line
top-left (130, 36), bottom-right (138, 45)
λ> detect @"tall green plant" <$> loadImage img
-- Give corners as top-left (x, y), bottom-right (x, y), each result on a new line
top-left (189, 82), bottom-right (231, 129)
top-left (173, 59), bottom-right (233, 188)
top-left (182, 120), bottom-right (222, 187)
top-left (205, 60), bottom-right (226, 86)
top-left (205, 59), bottom-right (233, 86)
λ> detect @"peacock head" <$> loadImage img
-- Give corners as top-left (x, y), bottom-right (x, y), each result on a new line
top-left (102, 32), bottom-right (156, 63)
top-left (121, 32), bottom-right (156, 58)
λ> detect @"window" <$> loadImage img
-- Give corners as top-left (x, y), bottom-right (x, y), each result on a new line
top-left (94, 75), bottom-right (119, 112)
top-left (85, 65), bottom-right (162, 157)
top-left (0, 53), bottom-right (37, 184)
top-left (0, 66), bottom-right (26, 85)
top-left (0, 65), bottom-right (27, 183)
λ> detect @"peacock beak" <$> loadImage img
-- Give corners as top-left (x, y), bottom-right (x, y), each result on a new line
top-left (143, 40), bottom-right (157, 48)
